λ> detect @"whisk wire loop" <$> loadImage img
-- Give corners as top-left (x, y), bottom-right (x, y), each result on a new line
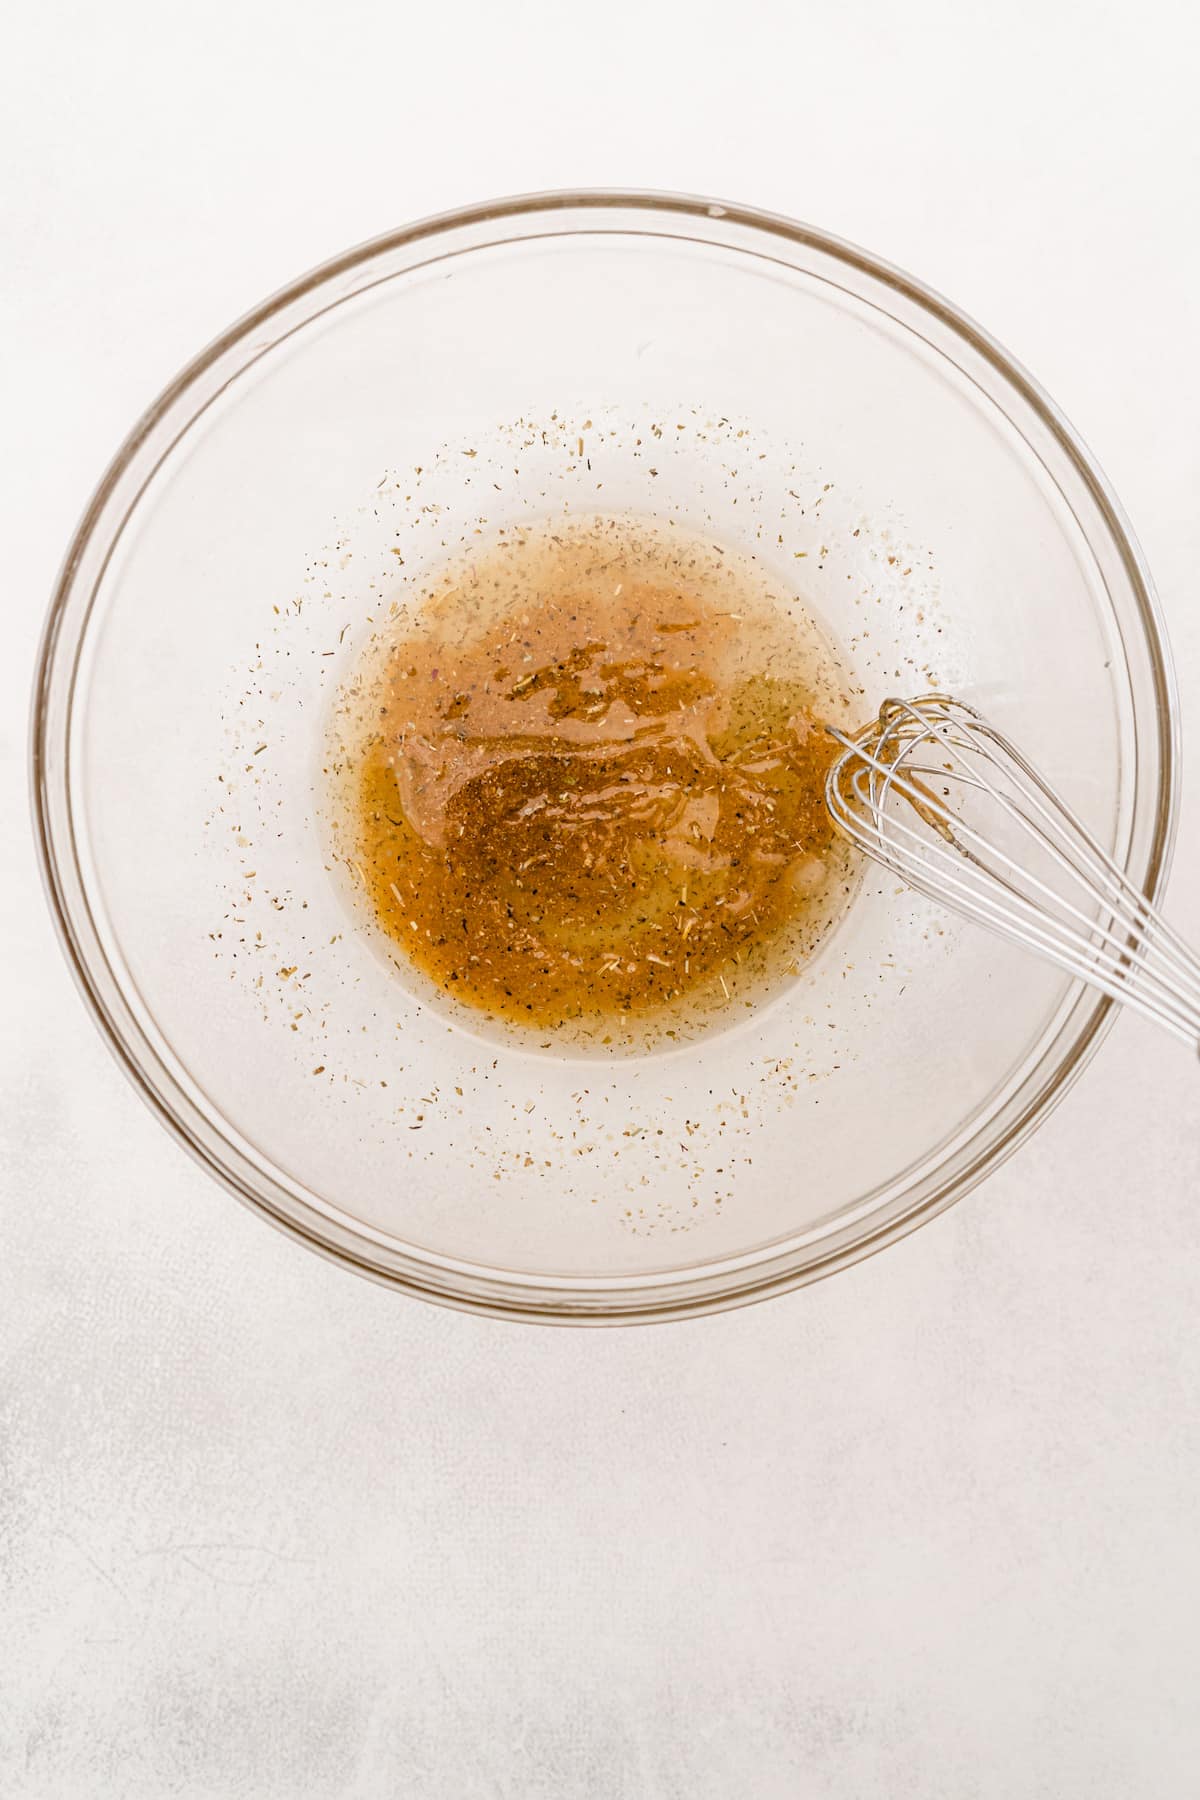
top-left (826, 696), bottom-right (1200, 1050)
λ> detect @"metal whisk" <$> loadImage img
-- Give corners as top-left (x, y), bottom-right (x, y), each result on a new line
top-left (825, 694), bottom-right (1200, 1050)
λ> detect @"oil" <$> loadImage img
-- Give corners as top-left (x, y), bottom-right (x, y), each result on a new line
top-left (328, 515), bottom-right (859, 1046)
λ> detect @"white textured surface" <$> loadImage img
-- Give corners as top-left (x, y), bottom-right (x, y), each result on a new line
top-left (3, 2), bottom-right (1200, 1794)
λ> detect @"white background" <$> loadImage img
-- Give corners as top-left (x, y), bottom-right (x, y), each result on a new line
top-left (3, 2), bottom-right (1199, 1794)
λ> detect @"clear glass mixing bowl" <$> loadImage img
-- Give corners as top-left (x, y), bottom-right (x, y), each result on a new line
top-left (32, 192), bottom-right (1177, 1322)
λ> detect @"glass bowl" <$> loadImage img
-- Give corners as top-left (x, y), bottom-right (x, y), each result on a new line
top-left (32, 191), bottom-right (1177, 1323)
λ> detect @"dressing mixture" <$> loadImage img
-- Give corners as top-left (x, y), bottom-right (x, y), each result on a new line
top-left (329, 517), bottom-right (858, 1044)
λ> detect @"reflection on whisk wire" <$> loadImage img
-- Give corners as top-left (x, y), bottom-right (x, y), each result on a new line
top-left (825, 694), bottom-right (1200, 1050)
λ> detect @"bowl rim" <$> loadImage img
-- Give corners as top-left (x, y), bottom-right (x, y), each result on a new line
top-left (30, 187), bottom-right (1180, 1324)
